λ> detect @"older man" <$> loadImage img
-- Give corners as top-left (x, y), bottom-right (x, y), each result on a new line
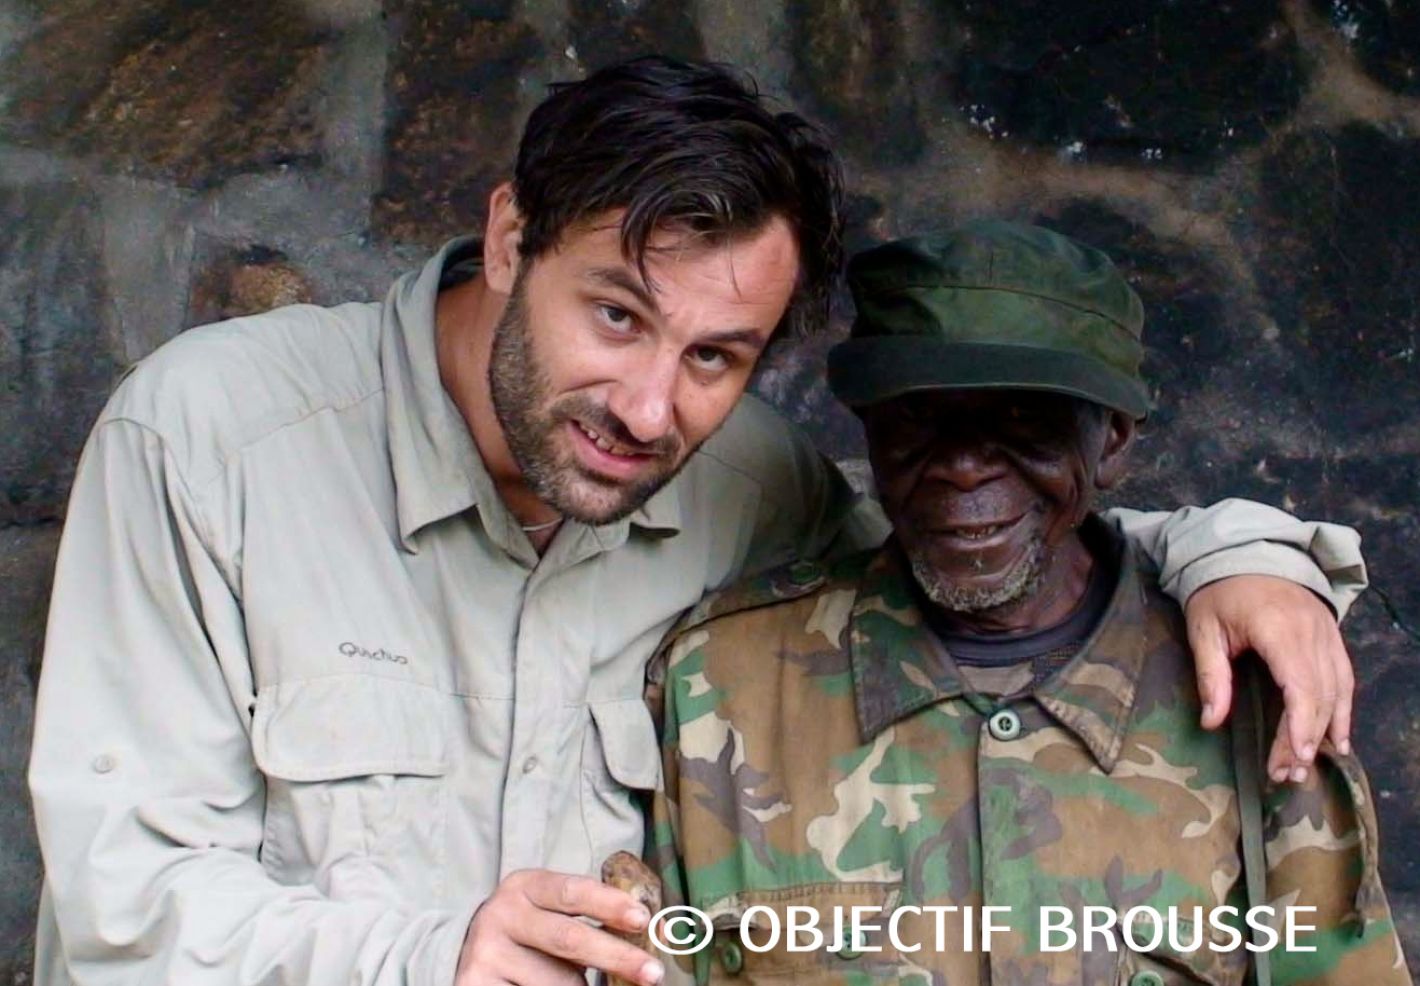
top-left (650, 222), bottom-right (1409, 985)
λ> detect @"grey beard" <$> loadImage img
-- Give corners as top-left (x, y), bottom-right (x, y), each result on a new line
top-left (907, 533), bottom-right (1047, 613)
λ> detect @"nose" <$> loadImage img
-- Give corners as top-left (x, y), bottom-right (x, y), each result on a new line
top-left (922, 438), bottom-right (1006, 491)
top-left (607, 349), bottom-right (677, 444)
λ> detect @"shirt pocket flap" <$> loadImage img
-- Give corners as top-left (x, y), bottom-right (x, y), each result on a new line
top-left (589, 698), bottom-right (660, 790)
top-left (252, 675), bottom-right (449, 781)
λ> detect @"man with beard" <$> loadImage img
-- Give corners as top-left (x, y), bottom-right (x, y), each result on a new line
top-left (30, 59), bottom-right (1368, 986)
top-left (649, 222), bottom-right (1408, 985)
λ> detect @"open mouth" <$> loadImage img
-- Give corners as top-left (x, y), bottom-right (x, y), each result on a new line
top-left (927, 514), bottom-right (1026, 547)
top-left (575, 420), bottom-right (643, 457)
top-left (567, 419), bottom-right (658, 480)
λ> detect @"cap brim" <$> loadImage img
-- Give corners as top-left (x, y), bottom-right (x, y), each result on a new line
top-left (828, 338), bottom-right (1151, 419)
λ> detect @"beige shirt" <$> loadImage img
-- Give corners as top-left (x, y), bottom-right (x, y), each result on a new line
top-left (28, 238), bottom-right (1368, 986)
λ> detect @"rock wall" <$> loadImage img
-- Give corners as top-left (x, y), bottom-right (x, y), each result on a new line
top-left (2, 0), bottom-right (1417, 979)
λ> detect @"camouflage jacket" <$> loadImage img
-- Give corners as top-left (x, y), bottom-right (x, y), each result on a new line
top-left (648, 527), bottom-right (1409, 986)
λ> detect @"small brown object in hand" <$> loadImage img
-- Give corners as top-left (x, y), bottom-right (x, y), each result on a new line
top-left (601, 851), bottom-right (663, 986)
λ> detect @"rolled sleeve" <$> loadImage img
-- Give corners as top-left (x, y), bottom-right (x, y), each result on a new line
top-left (1101, 499), bottom-right (1368, 619)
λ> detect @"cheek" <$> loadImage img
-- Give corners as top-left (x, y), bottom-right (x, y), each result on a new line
top-left (1018, 454), bottom-right (1092, 528)
top-left (866, 451), bottom-right (917, 518)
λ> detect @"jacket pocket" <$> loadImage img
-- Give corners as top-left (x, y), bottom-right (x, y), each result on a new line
top-left (1112, 912), bottom-right (1249, 986)
top-left (252, 674), bottom-right (449, 903)
top-left (696, 883), bottom-right (903, 983)
top-left (582, 698), bottom-right (661, 868)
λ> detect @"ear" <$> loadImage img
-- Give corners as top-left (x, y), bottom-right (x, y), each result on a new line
top-left (1094, 410), bottom-right (1137, 490)
top-left (482, 181), bottom-right (524, 295)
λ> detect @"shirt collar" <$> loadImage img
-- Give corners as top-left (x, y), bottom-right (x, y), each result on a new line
top-left (849, 517), bottom-right (1149, 771)
top-left (382, 237), bottom-right (492, 551)
top-left (381, 237), bottom-right (683, 553)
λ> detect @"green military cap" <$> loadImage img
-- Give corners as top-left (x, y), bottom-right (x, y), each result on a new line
top-left (827, 219), bottom-right (1151, 418)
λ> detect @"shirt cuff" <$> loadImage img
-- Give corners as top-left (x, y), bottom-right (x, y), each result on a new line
top-left (415, 906), bottom-right (476, 986)
top-left (1165, 542), bottom-right (1347, 619)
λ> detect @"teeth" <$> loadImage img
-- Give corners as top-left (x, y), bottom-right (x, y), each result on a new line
top-left (578, 422), bottom-right (632, 457)
top-left (955, 524), bottom-right (1002, 540)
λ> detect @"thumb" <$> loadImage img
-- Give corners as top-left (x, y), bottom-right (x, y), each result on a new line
top-left (1187, 614), bottom-right (1233, 730)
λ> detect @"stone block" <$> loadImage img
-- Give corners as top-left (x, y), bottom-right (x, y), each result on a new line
top-left (1313, 0), bottom-right (1420, 95)
top-left (951, 0), bottom-right (1304, 166)
top-left (374, 0), bottom-right (543, 246)
top-left (187, 245), bottom-right (315, 326)
top-left (785, 0), bottom-right (925, 165)
top-left (0, 181), bottom-right (122, 526)
top-left (1257, 126), bottom-right (1420, 438)
top-left (0, 525), bottom-right (61, 982)
top-left (568, 0), bottom-right (704, 71)
top-left (0, 0), bottom-right (334, 188)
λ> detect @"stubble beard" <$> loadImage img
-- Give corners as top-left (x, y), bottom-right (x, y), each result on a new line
top-left (487, 275), bottom-right (689, 525)
top-left (906, 532), bottom-right (1048, 614)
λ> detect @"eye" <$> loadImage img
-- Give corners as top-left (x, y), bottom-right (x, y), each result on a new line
top-left (898, 397), bottom-right (935, 423)
top-left (687, 345), bottom-right (731, 373)
top-left (595, 303), bottom-right (635, 333)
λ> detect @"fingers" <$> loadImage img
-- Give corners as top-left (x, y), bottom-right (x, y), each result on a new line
top-left (520, 871), bottom-right (652, 933)
top-left (1266, 713), bottom-right (1309, 785)
top-left (515, 908), bottom-right (663, 986)
top-left (1326, 628), bottom-right (1356, 757)
top-left (501, 946), bottom-right (591, 986)
top-left (1185, 610), bottom-right (1232, 730)
top-left (461, 871), bottom-right (663, 986)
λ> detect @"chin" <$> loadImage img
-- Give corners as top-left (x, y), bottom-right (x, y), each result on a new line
top-left (910, 539), bottom-right (1046, 613)
top-left (551, 473), bottom-right (658, 525)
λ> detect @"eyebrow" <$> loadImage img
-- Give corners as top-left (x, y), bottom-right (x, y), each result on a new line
top-left (584, 267), bottom-right (771, 351)
top-left (696, 328), bottom-right (770, 351)
top-left (585, 267), bottom-right (661, 316)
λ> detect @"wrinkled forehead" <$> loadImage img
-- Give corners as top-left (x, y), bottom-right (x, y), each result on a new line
top-left (554, 211), bottom-right (801, 303)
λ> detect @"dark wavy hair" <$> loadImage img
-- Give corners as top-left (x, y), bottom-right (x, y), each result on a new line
top-left (513, 55), bottom-right (844, 339)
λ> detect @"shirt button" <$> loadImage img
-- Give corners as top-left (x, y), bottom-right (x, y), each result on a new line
top-left (92, 754), bottom-right (116, 774)
top-left (521, 756), bottom-right (539, 774)
top-left (987, 708), bottom-right (1022, 741)
top-left (717, 939), bottom-right (744, 975)
top-left (1129, 972), bottom-right (1166, 986)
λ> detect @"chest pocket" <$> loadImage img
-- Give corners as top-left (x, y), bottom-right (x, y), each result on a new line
top-left (1112, 914), bottom-right (1249, 986)
top-left (581, 698), bottom-right (661, 868)
top-left (695, 884), bottom-right (903, 984)
top-left (252, 674), bottom-right (449, 904)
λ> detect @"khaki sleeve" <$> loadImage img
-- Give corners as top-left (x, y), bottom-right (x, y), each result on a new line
top-left (28, 419), bottom-right (470, 985)
top-left (731, 401), bottom-right (889, 574)
top-left (1263, 747), bottom-right (1412, 984)
top-left (1100, 498), bottom-right (1368, 618)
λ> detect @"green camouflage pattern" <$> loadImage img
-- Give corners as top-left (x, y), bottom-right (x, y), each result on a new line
top-left (647, 526), bottom-right (1409, 985)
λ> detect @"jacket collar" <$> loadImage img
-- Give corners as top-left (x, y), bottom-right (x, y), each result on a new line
top-left (848, 518), bottom-right (1148, 771)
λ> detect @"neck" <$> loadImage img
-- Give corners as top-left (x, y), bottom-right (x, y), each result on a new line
top-left (435, 276), bottom-right (562, 534)
top-left (932, 532), bottom-right (1095, 636)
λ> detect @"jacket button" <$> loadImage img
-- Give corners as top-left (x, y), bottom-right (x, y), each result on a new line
top-left (1129, 971), bottom-right (1166, 986)
top-left (836, 927), bottom-right (867, 960)
top-left (788, 561), bottom-right (820, 586)
top-left (717, 940), bottom-right (744, 975)
top-left (987, 708), bottom-right (1022, 741)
